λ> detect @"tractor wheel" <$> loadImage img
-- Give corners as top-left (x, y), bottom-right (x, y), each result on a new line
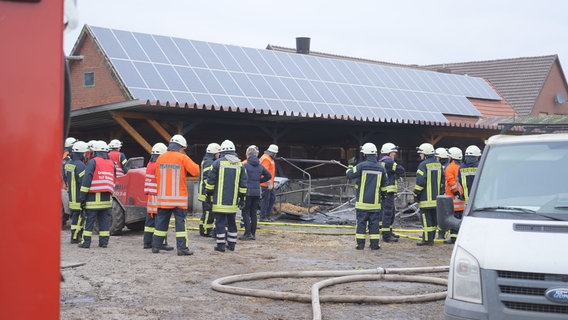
top-left (110, 199), bottom-right (126, 235)
top-left (126, 221), bottom-right (145, 232)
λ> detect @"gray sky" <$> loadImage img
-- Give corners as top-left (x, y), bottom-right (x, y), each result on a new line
top-left (65, 0), bottom-right (568, 69)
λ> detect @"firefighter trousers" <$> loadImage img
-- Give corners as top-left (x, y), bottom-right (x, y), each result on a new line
top-left (355, 210), bottom-right (380, 248)
top-left (70, 209), bottom-right (83, 242)
top-left (214, 212), bottom-right (237, 249)
top-left (199, 201), bottom-right (214, 236)
top-left (153, 207), bottom-right (188, 250)
top-left (81, 208), bottom-right (111, 247)
top-left (419, 207), bottom-right (438, 242)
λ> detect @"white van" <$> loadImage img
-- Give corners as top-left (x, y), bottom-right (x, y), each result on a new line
top-left (441, 134), bottom-right (568, 320)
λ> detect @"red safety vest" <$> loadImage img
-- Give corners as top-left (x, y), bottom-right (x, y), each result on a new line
top-left (145, 162), bottom-right (158, 214)
top-left (108, 151), bottom-right (125, 177)
top-left (90, 157), bottom-right (116, 193)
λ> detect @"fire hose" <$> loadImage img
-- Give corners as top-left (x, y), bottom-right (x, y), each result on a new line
top-left (211, 266), bottom-right (448, 320)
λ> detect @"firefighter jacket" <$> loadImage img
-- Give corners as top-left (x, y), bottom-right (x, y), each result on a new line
top-left (445, 160), bottom-right (465, 211)
top-left (414, 155), bottom-right (444, 209)
top-left (109, 150), bottom-right (128, 177)
top-left (155, 150), bottom-right (200, 209)
top-left (346, 155), bottom-right (388, 211)
top-left (458, 156), bottom-right (479, 203)
top-left (379, 155), bottom-right (405, 193)
top-left (197, 153), bottom-right (216, 202)
top-left (259, 152), bottom-right (276, 188)
top-left (80, 153), bottom-right (116, 209)
top-left (206, 152), bottom-right (248, 214)
top-left (63, 152), bottom-right (86, 210)
top-left (243, 156), bottom-right (272, 197)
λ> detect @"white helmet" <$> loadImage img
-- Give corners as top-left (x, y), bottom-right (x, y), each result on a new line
top-left (435, 147), bottom-right (449, 159)
top-left (170, 134), bottom-right (187, 148)
top-left (220, 139), bottom-right (236, 152)
top-left (381, 142), bottom-right (398, 154)
top-left (465, 145), bottom-right (482, 157)
top-left (361, 142), bottom-right (378, 155)
top-left (206, 142), bottom-right (222, 153)
top-left (267, 144), bottom-right (279, 153)
top-left (417, 143), bottom-right (435, 155)
top-left (448, 147), bottom-right (463, 160)
top-left (71, 141), bottom-right (89, 153)
top-left (91, 140), bottom-right (109, 152)
top-left (151, 142), bottom-right (167, 155)
top-left (108, 139), bottom-right (122, 149)
top-left (64, 137), bottom-right (77, 148)
top-left (87, 140), bottom-right (96, 150)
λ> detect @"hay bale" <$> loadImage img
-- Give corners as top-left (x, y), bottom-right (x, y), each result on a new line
top-left (275, 202), bottom-right (320, 214)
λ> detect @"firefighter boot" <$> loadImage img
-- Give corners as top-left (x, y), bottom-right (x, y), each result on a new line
top-left (177, 248), bottom-right (194, 256)
top-left (214, 244), bottom-right (226, 252)
top-left (382, 232), bottom-right (399, 243)
top-left (227, 242), bottom-right (235, 251)
top-left (370, 240), bottom-right (380, 250)
top-left (355, 239), bottom-right (365, 250)
top-left (199, 224), bottom-right (205, 237)
top-left (78, 237), bottom-right (91, 249)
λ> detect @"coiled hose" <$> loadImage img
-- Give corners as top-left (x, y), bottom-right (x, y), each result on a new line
top-left (211, 266), bottom-right (449, 320)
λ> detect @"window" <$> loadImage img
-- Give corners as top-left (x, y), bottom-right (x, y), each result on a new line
top-left (83, 72), bottom-right (95, 87)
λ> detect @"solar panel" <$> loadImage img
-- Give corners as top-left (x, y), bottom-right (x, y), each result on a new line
top-left (90, 25), bottom-right (501, 123)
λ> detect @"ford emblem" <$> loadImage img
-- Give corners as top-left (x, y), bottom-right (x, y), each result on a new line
top-left (545, 288), bottom-right (568, 304)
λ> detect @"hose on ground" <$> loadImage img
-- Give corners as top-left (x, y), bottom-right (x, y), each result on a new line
top-left (211, 266), bottom-right (449, 320)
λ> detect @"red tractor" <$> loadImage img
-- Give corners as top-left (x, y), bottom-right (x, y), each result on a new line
top-left (110, 157), bottom-right (148, 234)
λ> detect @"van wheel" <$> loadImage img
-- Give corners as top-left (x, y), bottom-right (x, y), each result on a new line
top-left (110, 199), bottom-right (126, 235)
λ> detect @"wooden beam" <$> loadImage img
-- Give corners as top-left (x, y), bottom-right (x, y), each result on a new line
top-left (110, 111), bottom-right (152, 154)
top-left (147, 119), bottom-right (171, 142)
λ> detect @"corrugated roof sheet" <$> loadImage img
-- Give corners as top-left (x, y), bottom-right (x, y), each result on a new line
top-left (424, 55), bottom-right (558, 116)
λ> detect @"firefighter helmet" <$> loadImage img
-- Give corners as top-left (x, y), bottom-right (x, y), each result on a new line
top-left (435, 147), bottom-right (449, 159)
top-left (170, 134), bottom-right (187, 148)
top-left (361, 142), bottom-right (378, 155)
top-left (87, 140), bottom-right (96, 150)
top-left (71, 141), bottom-right (88, 153)
top-left (206, 142), bottom-right (222, 154)
top-left (448, 147), bottom-right (463, 160)
top-left (64, 137), bottom-right (77, 148)
top-left (151, 142), bottom-right (167, 155)
top-left (381, 142), bottom-right (398, 154)
top-left (417, 143), bottom-right (435, 155)
top-left (108, 139), bottom-right (122, 149)
top-left (267, 144), bottom-right (279, 153)
top-left (92, 140), bottom-right (109, 152)
top-left (221, 139), bottom-right (236, 152)
top-left (465, 145), bottom-right (482, 157)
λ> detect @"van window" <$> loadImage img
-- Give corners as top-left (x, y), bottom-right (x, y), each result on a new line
top-left (473, 141), bottom-right (568, 214)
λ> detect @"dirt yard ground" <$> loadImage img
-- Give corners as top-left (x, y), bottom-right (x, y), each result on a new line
top-left (60, 213), bottom-right (453, 320)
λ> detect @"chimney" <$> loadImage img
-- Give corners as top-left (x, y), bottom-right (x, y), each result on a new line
top-left (296, 37), bottom-right (310, 54)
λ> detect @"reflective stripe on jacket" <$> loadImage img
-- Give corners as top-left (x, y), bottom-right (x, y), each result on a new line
top-left (458, 157), bottom-right (479, 203)
top-left (155, 150), bottom-right (200, 209)
top-left (80, 155), bottom-right (116, 209)
top-left (144, 161), bottom-right (157, 195)
top-left (414, 156), bottom-right (444, 208)
top-left (197, 154), bottom-right (215, 202)
top-left (445, 160), bottom-right (465, 211)
top-left (346, 156), bottom-right (388, 211)
top-left (63, 154), bottom-right (86, 210)
top-left (109, 150), bottom-right (127, 177)
top-left (380, 155), bottom-right (405, 193)
top-left (206, 153), bottom-right (248, 213)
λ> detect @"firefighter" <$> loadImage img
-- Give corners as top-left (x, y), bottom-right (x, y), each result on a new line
top-left (85, 140), bottom-right (96, 161)
top-left (414, 142), bottom-right (444, 246)
top-left (62, 136), bottom-right (77, 161)
top-left (346, 143), bottom-right (388, 250)
top-left (435, 147), bottom-right (449, 170)
top-left (143, 142), bottom-right (173, 251)
top-left (458, 145), bottom-right (482, 205)
top-left (444, 147), bottom-right (465, 244)
top-left (379, 142), bottom-right (405, 243)
top-left (241, 145), bottom-right (272, 240)
top-left (63, 140), bottom-right (88, 243)
top-left (152, 134), bottom-right (200, 256)
top-left (259, 144), bottom-right (278, 222)
top-left (197, 142), bottom-right (222, 237)
top-left (206, 140), bottom-right (248, 252)
top-left (79, 140), bottom-right (116, 248)
top-left (108, 139), bottom-right (128, 177)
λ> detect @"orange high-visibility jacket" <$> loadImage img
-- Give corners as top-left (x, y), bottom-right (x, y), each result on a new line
top-left (445, 160), bottom-right (465, 212)
top-left (259, 153), bottom-right (275, 188)
top-left (155, 150), bottom-right (200, 209)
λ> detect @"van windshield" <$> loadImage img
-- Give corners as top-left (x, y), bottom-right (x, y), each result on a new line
top-left (472, 141), bottom-right (568, 218)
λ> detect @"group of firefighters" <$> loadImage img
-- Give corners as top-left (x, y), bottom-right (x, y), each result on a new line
top-left (62, 134), bottom-right (481, 254)
top-left (347, 142), bottom-right (481, 250)
top-left (62, 134), bottom-right (278, 255)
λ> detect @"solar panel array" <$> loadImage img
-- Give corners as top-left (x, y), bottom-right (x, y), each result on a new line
top-left (90, 26), bottom-right (500, 123)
